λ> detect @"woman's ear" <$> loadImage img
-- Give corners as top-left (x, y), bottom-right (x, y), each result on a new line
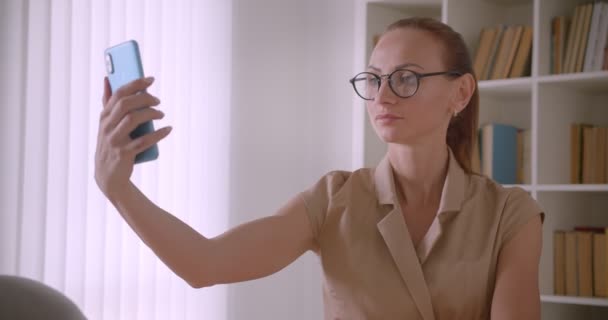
top-left (452, 73), bottom-right (476, 114)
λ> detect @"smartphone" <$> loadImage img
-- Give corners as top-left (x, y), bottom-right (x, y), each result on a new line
top-left (104, 40), bottom-right (159, 164)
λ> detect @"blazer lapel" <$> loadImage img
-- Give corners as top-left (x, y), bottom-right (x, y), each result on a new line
top-left (374, 154), bottom-right (436, 320)
top-left (372, 148), bottom-right (469, 320)
top-left (378, 207), bottom-right (436, 320)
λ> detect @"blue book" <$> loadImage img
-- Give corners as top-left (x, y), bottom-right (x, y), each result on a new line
top-left (481, 123), bottom-right (518, 184)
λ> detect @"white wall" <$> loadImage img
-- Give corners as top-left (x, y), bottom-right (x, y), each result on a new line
top-left (0, 0), bottom-right (26, 275)
top-left (0, 0), bottom-right (357, 318)
top-left (229, 0), bottom-right (355, 319)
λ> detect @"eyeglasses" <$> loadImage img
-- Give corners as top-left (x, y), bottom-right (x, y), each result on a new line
top-left (349, 69), bottom-right (462, 101)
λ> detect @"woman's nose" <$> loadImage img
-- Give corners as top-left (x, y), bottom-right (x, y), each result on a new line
top-left (375, 78), bottom-right (397, 103)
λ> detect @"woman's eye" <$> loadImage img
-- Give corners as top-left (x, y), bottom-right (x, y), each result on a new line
top-left (367, 77), bottom-right (379, 86)
top-left (401, 75), bottom-right (414, 84)
top-left (397, 75), bottom-right (416, 87)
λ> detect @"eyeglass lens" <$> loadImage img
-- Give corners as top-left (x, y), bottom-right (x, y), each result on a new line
top-left (352, 70), bottom-right (418, 100)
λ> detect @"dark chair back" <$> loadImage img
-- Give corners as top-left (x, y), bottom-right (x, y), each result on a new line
top-left (0, 275), bottom-right (86, 319)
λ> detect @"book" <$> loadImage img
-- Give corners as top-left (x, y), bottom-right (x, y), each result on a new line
top-left (491, 26), bottom-right (517, 80)
top-left (481, 123), bottom-right (518, 184)
top-left (554, 231), bottom-right (566, 295)
top-left (502, 25), bottom-right (524, 79)
top-left (577, 231), bottom-right (594, 296)
top-left (517, 129), bottom-right (531, 184)
top-left (574, 226), bottom-right (607, 233)
top-left (574, 226), bottom-right (608, 297)
top-left (509, 26), bottom-right (533, 78)
top-left (572, 3), bottom-right (590, 72)
top-left (571, 4), bottom-right (587, 72)
top-left (594, 232), bottom-right (606, 297)
top-left (583, 2), bottom-right (604, 72)
top-left (575, 3), bottom-right (594, 72)
top-left (473, 27), bottom-right (499, 79)
top-left (570, 123), bottom-right (591, 184)
top-left (558, 16), bottom-right (570, 74)
top-left (483, 25), bottom-right (506, 80)
top-left (565, 231), bottom-right (579, 296)
top-left (593, 4), bottom-right (608, 71)
top-left (564, 5), bottom-right (583, 73)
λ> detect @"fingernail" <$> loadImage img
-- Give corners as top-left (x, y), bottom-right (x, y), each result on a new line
top-left (154, 97), bottom-right (160, 104)
top-left (144, 77), bottom-right (155, 84)
top-left (165, 126), bottom-right (173, 133)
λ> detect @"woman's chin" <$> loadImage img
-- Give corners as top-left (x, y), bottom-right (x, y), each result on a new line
top-left (375, 126), bottom-right (397, 139)
top-left (376, 127), bottom-right (425, 145)
top-left (378, 132), bottom-right (410, 145)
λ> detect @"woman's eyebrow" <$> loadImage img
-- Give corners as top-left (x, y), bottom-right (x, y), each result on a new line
top-left (367, 63), bottom-right (425, 72)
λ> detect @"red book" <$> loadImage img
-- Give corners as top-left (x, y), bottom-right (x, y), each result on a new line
top-left (574, 226), bottom-right (606, 233)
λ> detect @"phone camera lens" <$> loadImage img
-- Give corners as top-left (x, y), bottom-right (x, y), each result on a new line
top-left (105, 54), bottom-right (114, 74)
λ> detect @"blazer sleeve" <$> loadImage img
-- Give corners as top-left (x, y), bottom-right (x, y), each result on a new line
top-left (298, 171), bottom-right (349, 244)
top-left (499, 187), bottom-right (545, 247)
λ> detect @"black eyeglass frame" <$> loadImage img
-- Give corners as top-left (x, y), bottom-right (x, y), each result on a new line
top-left (349, 69), bottom-right (463, 101)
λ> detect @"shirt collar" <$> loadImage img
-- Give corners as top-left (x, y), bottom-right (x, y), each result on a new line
top-left (373, 147), bottom-right (467, 215)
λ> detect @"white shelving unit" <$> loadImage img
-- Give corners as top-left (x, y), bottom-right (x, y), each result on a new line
top-left (541, 295), bottom-right (608, 307)
top-left (353, 0), bottom-right (608, 319)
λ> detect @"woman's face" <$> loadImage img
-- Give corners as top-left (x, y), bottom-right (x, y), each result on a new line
top-left (366, 28), bottom-right (460, 146)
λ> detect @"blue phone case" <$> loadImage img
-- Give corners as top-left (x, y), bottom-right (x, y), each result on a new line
top-left (104, 40), bottom-right (159, 164)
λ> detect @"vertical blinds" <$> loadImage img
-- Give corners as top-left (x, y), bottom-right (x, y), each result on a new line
top-left (0, 1), bottom-right (232, 319)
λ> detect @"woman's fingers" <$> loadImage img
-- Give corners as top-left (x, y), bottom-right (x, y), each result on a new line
top-left (126, 126), bottom-right (173, 155)
top-left (102, 93), bottom-right (160, 135)
top-left (100, 77), bottom-right (159, 133)
top-left (110, 107), bottom-right (165, 145)
top-left (102, 77), bottom-right (111, 106)
top-left (97, 75), bottom-right (171, 158)
top-left (105, 77), bottom-right (155, 109)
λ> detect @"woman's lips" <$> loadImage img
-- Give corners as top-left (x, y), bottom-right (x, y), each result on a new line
top-left (375, 114), bottom-right (403, 123)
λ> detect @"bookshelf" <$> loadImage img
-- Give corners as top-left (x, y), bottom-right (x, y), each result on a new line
top-left (353, 0), bottom-right (608, 319)
top-left (537, 184), bottom-right (608, 192)
top-left (542, 295), bottom-right (608, 307)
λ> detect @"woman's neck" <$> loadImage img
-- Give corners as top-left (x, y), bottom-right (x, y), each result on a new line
top-left (388, 143), bottom-right (449, 208)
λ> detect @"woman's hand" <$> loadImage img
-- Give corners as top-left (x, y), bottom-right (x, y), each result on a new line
top-left (95, 76), bottom-right (171, 200)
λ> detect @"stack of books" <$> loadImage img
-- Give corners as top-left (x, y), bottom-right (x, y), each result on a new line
top-left (570, 124), bottom-right (608, 184)
top-left (472, 25), bottom-right (533, 80)
top-left (477, 123), bottom-right (531, 185)
top-left (552, 2), bottom-right (608, 74)
top-left (554, 228), bottom-right (608, 297)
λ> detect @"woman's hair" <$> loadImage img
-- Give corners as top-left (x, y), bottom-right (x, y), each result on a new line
top-left (383, 17), bottom-right (479, 174)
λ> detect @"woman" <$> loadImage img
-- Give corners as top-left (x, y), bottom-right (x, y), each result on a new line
top-left (95, 17), bottom-right (544, 320)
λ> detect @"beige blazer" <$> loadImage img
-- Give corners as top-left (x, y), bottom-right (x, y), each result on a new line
top-left (300, 148), bottom-right (544, 320)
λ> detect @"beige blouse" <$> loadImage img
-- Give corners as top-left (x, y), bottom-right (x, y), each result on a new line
top-left (300, 148), bottom-right (544, 320)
